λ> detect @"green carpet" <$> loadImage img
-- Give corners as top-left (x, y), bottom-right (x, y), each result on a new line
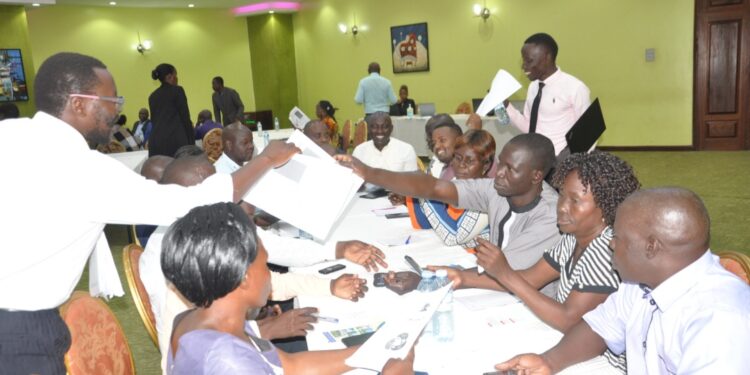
top-left (77, 150), bottom-right (749, 374)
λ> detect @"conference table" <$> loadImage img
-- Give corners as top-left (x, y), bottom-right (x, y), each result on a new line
top-left (391, 114), bottom-right (521, 156)
top-left (292, 195), bottom-right (618, 375)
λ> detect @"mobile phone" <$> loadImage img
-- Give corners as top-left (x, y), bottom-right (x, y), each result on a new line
top-left (404, 255), bottom-right (422, 274)
top-left (341, 331), bottom-right (376, 347)
top-left (318, 264), bottom-right (346, 275)
top-left (373, 272), bottom-right (387, 287)
top-left (361, 188), bottom-right (389, 199)
top-left (385, 212), bottom-right (409, 219)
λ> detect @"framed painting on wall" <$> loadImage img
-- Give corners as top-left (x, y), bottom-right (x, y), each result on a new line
top-left (390, 22), bottom-right (429, 73)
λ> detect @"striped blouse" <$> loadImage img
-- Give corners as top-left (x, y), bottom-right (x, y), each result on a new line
top-left (543, 227), bottom-right (626, 372)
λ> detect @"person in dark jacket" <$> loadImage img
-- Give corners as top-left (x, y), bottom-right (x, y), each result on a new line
top-left (148, 63), bottom-right (194, 157)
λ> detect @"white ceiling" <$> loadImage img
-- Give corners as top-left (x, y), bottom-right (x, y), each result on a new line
top-left (10, 0), bottom-right (301, 9)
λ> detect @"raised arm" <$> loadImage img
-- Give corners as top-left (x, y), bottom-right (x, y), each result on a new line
top-left (335, 154), bottom-right (459, 206)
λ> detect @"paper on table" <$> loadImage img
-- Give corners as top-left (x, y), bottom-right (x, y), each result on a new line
top-left (243, 133), bottom-right (363, 239)
top-left (476, 69), bottom-right (522, 116)
top-left (454, 289), bottom-right (519, 311)
top-left (289, 106), bottom-right (311, 130)
top-left (345, 283), bottom-right (453, 371)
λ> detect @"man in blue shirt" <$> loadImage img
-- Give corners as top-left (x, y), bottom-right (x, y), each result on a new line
top-left (354, 62), bottom-right (397, 121)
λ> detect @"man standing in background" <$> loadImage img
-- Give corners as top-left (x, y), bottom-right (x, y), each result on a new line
top-left (132, 107), bottom-right (153, 147)
top-left (354, 62), bottom-right (397, 122)
top-left (212, 76), bottom-right (245, 125)
top-left (504, 33), bottom-right (590, 160)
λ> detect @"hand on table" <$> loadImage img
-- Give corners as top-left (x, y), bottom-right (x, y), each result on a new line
top-left (330, 274), bottom-right (368, 302)
top-left (258, 140), bottom-right (301, 168)
top-left (495, 353), bottom-right (553, 375)
top-left (382, 345), bottom-right (416, 375)
top-left (476, 238), bottom-right (513, 282)
top-left (336, 240), bottom-right (388, 272)
top-left (334, 154), bottom-right (368, 179)
top-left (256, 305), bottom-right (318, 339)
top-left (388, 193), bottom-right (406, 206)
top-left (427, 266), bottom-right (466, 289)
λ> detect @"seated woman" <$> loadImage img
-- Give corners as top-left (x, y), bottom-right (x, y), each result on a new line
top-left (390, 85), bottom-right (417, 116)
top-left (315, 100), bottom-right (340, 149)
top-left (432, 151), bottom-right (640, 372)
top-left (161, 202), bottom-right (414, 374)
top-left (407, 130), bottom-right (495, 250)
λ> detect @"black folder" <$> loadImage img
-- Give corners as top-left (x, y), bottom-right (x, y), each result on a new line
top-left (565, 98), bottom-right (605, 153)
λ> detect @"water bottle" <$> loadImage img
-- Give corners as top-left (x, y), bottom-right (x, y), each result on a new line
top-left (432, 269), bottom-right (454, 342)
top-left (274, 117), bottom-right (281, 130)
top-left (406, 104), bottom-right (414, 118)
top-left (495, 104), bottom-right (510, 125)
top-left (256, 121), bottom-right (263, 139)
top-left (263, 130), bottom-right (270, 147)
top-left (416, 270), bottom-right (436, 292)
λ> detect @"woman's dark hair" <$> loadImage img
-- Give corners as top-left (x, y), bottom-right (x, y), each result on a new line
top-left (424, 113), bottom-right (462, 152)
top-left (161, 202), bottom-right (259, 308)
top-left (453, 129), bottom-right (496, 175)
top-left (34, 52), bottom-right (107, 117)
top-left (317, 100), bottom-right (336, 121)
top-left (151, 63), bottom-right (176, 83)
top-left (399, 84), bottom-right (408, 93)
top-left (551, 151), bottom-right (641, 226)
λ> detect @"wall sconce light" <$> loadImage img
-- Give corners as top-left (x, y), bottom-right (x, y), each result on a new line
top-left (473, 3), bottom-right (491, 20)
top-left (136, 32), bottom-right (153, 54)
top-left (338, 13), bottom-right (362, 36)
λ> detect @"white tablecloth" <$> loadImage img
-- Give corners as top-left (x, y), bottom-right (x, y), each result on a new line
top-left (293, 197), bottom-right (618, 375)
top-left (391, 114), bottom-right (521, 156)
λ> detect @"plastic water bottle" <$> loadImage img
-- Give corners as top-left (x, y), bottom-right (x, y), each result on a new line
top-left (432, 269), bottom-right (454, 342)
top-left (263, 131), bottom-right (270, 147)
top-left (495, 104), bottom-right (510, 125)
top-left (274, 117), bottom-right (281, 130)
top-left (416, 270), bottom-right (436, 292)
top-left (406, 104), bottom-right (414, 118)
top-left (256, 121), bottom-right (263, 139)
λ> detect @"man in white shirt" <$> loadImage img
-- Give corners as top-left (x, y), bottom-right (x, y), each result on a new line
top-left (352, 112), bottom-right (418, 173)
top-left (0, 52), bottom-right (299, 374)
top-left (213, 122), bottom-right (254, 174)
top-left (496, 187), bottom-right (750, 374)
top-left (504, 33), bottom-right (590, 158)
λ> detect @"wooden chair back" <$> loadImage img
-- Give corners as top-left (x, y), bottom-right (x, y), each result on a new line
top-left (123, 244), bottom-right (159, 349)
top-left (718, 251), bottom-right (750, 284)
top-left (352, 119), bottom-right (368, 151)
top-left (341, 119), bottom-right (352, 152)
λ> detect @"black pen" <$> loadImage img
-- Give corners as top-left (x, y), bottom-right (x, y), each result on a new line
top-left (404, 255), bottom-right (422, 274)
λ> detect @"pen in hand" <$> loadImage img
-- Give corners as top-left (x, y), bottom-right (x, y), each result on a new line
top-left (310, 313), bottom-right (339, 323)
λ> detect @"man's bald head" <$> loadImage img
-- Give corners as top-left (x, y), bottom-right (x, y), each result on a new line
top-left (222, 123), bottom-right (254, 165)
top-left (141, 155), bottom-right (173, 181)
top-left (611, 187), bottom-right (711, 287)
top-left (160, 155), bottom-right (215, 187)
top-left (303, 120), bottom-right (331, 148)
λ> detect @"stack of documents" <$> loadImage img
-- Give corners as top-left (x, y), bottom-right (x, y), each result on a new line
top-left (243, 130), bottom-right (363, 239)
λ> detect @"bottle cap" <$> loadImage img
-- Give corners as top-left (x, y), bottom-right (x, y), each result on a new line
top-left (420, 270), bottom-right (435, 278)
top-left (435, 269), bottom-right (448, 278)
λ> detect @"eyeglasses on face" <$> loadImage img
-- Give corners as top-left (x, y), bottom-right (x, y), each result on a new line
top-left (69, 94), bottom-right (125, 111)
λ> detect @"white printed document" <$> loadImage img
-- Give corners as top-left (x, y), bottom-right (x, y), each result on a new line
top-left (476, 69), bottom-right (522, 116)
top-left (345, 284), bottom-right (453, 371)
top-left (289, 106), bottom-right (311, 130)
top-left (242, 130), bottom-right (363, 239)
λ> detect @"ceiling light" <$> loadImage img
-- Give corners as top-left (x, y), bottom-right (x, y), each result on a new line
top-left (32, 3), bottom-right (40, 6)
top-left (109, 1), bottom-right (116, 5)
top-left (188, 4), bottom-right (194, 8)
top-left (269, 10), bottom-right (274, 14)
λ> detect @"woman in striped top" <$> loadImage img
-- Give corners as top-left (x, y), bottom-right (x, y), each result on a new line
top-left (433, 151), bottom-right (640, 372)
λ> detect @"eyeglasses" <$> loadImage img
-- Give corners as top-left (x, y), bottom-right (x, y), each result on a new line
top-left (69, 94), bottom-right (125, 112)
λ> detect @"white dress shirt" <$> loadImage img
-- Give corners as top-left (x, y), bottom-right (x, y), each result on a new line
top-left (352, 137), bottom-right (418, 172)
top-left (0, 112), bottom-right (233, 311)
top-left (505, 68), bottom-right (590, 155)
top-left (583, 250), bottom-right (750, 374)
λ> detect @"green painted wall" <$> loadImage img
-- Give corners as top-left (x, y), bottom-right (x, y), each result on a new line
top-left (25, 5), bottom-right (255, 130)
top-left (293, 0), bottom-right (694, 147)
top-left (247, 14), bottom-right (298, 128)
top-left (0, 5), bottom-right (37, 117)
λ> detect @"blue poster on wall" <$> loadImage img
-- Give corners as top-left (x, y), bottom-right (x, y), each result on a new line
top-left (0, 49), bottom-right (29, 102)
top-left (390, 22), bottom-right (429, 74)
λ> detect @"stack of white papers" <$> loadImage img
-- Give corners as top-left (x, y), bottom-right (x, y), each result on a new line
top-left (243, 130), bottom-right (363, 240)
top-left (289, 106), bottom-right (311, 130)
top-left (476, 69), bottom-right (522, 116)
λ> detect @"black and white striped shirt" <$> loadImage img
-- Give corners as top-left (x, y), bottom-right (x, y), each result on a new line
top-left (543, 227), bottom-right (627, 372)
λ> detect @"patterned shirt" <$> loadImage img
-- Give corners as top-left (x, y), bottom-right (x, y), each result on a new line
top-left (543, 227), bottom-right (625, 372)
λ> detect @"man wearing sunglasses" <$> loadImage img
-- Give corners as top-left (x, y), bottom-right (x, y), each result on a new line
top-left (0, 52), bottom-right (301, 374)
